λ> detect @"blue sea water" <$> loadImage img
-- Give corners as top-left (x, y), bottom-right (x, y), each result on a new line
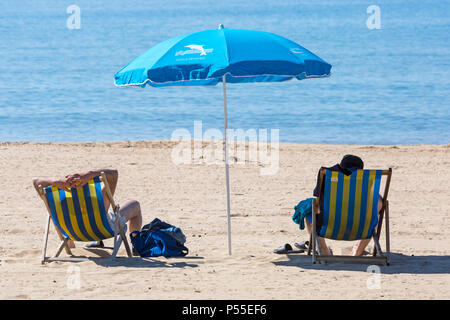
top-left (0, 0), bottom-right (449, 144)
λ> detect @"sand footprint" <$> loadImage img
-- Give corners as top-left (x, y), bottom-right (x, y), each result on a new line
top-left (12, 294), bottom-right (31, 299)
top-left (14, 249), bottom-right (41, 258)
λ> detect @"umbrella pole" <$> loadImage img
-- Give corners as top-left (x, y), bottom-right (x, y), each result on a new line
top-left (223, 75), bottom-right (232, 255)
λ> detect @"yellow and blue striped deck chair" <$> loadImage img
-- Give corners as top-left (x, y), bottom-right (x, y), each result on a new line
top-left (310, 168), bottom-right (392, 265)
top-left (38, 172), bottom-right (132, 263)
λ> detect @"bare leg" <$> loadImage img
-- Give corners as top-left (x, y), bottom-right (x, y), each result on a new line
top-left (118, 200), bottom-right (142, 233)
top-left (351, 239), bottom-right (371, 256)
top-left (352, 197), bottom-right (383, 256)
top-left (305, 218), bottom-right (332, 255)
top-left (305, 217), bottom-right (312, 234)
top-left (102, 170), bottom-right (119, 212)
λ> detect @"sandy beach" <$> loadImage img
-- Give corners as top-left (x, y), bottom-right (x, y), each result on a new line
top-left (0, 141), bottom-right (449, 300)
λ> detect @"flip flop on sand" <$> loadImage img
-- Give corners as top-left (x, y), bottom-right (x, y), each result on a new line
top-left (294, 241), bottom-right (309, 250)
top-left (84, 240), bottom-right (105, 249)
top-left (273, 243), bottom-right (305, 254)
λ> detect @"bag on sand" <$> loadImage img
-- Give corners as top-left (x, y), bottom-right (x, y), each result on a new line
top-left (130, 218), bottom-right (188, 257)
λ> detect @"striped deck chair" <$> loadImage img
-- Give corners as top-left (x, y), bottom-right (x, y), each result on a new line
top-left (37, 172), bottom-right (132, 263)
top-left (308, 168), bottom-right (392, 265)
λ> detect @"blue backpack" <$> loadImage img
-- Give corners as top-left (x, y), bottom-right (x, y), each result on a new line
top-left (130, 218), bottom-right (188, 258)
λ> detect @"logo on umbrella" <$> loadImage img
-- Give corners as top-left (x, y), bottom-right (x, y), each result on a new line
top-left (290, 47), bottom-right (303, 54)
top-left (175, 44), bottom-right (213, 56)
top-left (185, 45), bottom-right (207, 55)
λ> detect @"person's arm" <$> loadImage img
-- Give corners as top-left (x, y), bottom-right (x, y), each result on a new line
top-left (32, 169), bottom-right (118, 194)
top-left (65, 169), bottom-right (118, 192)
top-left (32, 176), bottom-right (72, 194)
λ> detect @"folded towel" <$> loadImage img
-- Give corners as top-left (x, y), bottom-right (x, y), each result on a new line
top-left (292, 198), bottom-right (314, 230)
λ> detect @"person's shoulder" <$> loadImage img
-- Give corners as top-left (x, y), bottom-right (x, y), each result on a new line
top-left (320, 164), bottom-right (341, 171)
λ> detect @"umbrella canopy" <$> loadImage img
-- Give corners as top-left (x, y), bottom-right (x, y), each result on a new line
top-left (114, 25), bottom-right (331, 255)
top-left (114, 25), bottom-right (331, 87)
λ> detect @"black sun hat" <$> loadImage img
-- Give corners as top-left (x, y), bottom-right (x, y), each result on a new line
top-left (340, 154), bottom-right (364, 172)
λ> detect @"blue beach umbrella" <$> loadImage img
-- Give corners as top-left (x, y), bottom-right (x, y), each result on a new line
top-left (115, 25), bottom-right (331, 255)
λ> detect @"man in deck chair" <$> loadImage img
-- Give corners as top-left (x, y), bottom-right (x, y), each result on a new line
top-left (302, 155), bottom-right (383, 256)
top-left (32, 169), bottom-right (143, 250)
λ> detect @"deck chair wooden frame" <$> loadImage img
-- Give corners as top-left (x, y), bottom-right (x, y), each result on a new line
top-left (307, 168), bottom-right (392, 265)
top-left (38, 172), bottom-right (132, 264)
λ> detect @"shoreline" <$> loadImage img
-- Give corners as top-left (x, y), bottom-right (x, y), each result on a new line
top-left (1, 140), bottom-right (449, 147)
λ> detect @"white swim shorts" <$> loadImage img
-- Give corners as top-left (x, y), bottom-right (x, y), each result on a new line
top-left (107, 209), bottom-right (127, 235)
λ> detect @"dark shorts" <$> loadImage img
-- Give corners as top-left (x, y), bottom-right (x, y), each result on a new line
top-left (306, 213), bottom-right (323, 233)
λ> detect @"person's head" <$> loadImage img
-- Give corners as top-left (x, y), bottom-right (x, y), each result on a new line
top-left (340, 154), bottom-right (364, 173)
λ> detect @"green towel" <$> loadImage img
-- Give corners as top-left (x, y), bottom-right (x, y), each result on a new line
top-left (292, 198), bottom-right (314, 230)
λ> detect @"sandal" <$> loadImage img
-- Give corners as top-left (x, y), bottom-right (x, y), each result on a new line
top-left (274, 243), bottom-right (305, 254)
top-left (84, 240), bottom-right (105, 248)
top-left (294, 241), bottom-right (309, 250)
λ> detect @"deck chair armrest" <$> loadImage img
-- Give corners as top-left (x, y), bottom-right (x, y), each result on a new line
top-left (312, 197), bottom-right (320, 214)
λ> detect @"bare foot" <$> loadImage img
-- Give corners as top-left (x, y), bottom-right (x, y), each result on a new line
top-left (322, 246), bottom-right (333, 255)
top-left (68, 240), bottom-right (76, 248)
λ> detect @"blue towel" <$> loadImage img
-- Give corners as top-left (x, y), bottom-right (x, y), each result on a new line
top-left (292, 198), bottom-right (314, 230)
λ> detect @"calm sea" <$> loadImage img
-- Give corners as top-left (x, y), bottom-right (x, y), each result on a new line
top-left (0, 0), bottom-right (449, 144)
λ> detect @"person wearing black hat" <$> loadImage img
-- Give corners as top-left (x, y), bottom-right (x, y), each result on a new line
top-left (301, 155), bottom-right (382, 256)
